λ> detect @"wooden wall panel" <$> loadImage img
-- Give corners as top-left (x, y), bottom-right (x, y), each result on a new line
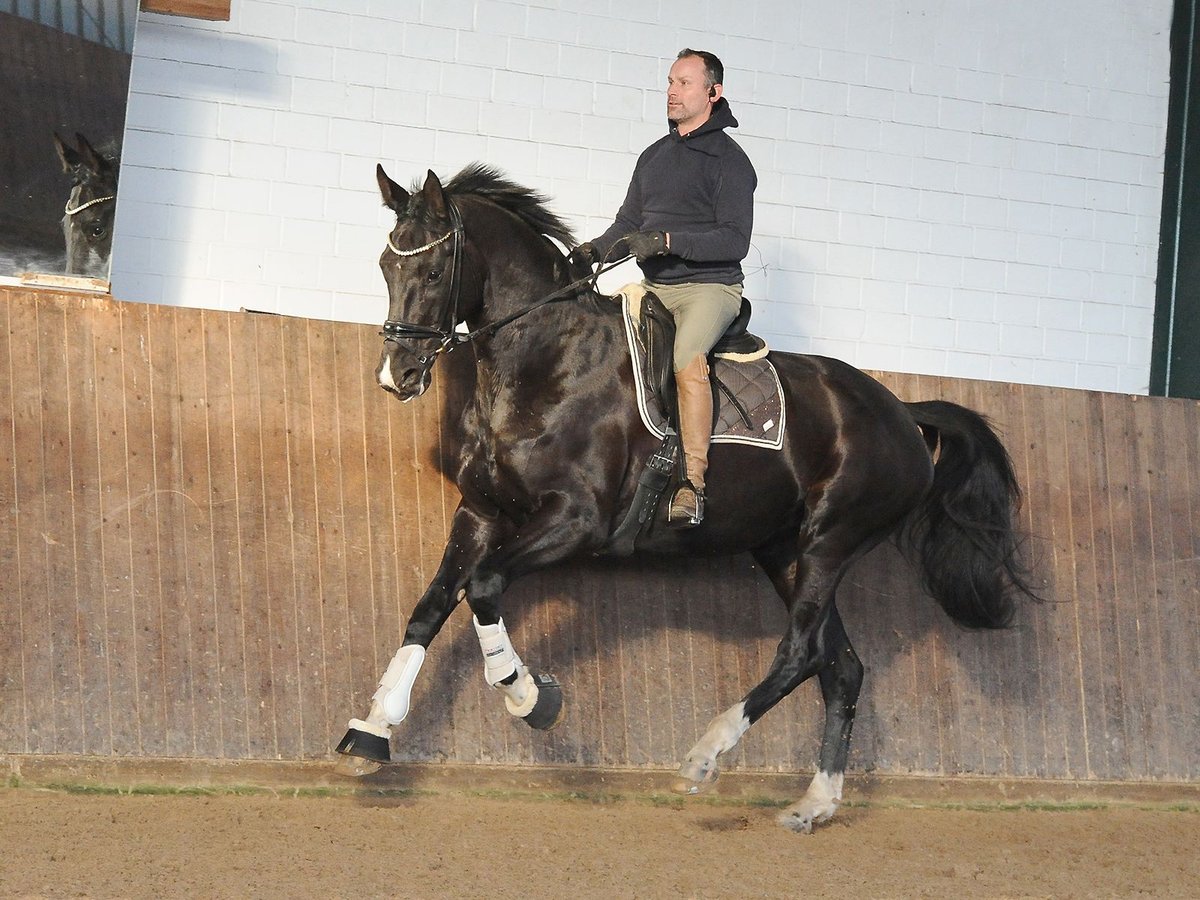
top-left (1, 286), bottom-right (1196, 785)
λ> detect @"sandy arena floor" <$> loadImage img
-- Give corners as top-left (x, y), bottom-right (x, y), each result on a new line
top-left (1, 786), bottom-right (1197, 898)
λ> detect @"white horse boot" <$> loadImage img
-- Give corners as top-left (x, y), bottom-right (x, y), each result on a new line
top-left (334, 644), bottom-right (425, 771)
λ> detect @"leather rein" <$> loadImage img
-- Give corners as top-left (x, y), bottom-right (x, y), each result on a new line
top-left (380, 200), bottom-right (629, 363)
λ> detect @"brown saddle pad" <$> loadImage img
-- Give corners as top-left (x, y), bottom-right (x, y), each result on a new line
top-left (619, 289), bottom-right (785, 450)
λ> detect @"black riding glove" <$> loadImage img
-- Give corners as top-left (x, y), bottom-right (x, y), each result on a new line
top-left (567, 242), bottom-right (598, 271)
top-left (624, 230), bottom-right (668, 261)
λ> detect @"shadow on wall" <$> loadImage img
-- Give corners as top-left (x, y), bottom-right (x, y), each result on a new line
top-left (381, 518), bottom-right (1044, 777)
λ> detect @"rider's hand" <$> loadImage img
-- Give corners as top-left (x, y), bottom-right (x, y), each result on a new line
top-left (567, 242), bottom-right (598, 273)
top-left (624, 230), bottom-right (668, 261)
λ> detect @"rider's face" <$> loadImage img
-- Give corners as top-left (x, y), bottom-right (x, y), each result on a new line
top-left (667, 55), bottom-right (720, 136)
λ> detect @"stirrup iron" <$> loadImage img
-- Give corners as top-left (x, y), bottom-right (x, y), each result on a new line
top-left (668, 479), bottom-right (705, 528)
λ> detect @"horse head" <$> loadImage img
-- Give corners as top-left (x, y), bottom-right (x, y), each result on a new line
top-left (55, 132), bottom-right (118, 277)
top-left (374, 165), bottom-right (470, 401)
top-left (373, 162), bottom-right (580, 401)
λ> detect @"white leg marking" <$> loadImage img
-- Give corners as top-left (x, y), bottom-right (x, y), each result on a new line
top-left (777, 770), bottom-right (845, 834)
top-left (675, 702), bottom-right (750, 793)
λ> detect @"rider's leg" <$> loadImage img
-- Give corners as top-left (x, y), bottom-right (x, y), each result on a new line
top-left (671, 353), bottom-right (712, 523)
top-left (647, 281), bottom-right (742, 526)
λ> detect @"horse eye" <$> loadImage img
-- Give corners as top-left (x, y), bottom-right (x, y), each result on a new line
top-left (426, 268), bottom-right (443, 283)
top-left (89, 226), bottom-right (108, 239)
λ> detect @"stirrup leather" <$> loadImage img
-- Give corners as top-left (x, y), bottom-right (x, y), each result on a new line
top-left (668, 479), bottom-right (705, 528)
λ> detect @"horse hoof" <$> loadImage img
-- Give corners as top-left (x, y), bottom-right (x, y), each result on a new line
top-left (776, 801), bottom-right (836, 834)
top-left (521, 673), bottom-right (564, 730)
top-left (672, 757), bottom-right (720, 795)
top-left (335, 725), bottom-right (391, 766)
top-left (332, 754), bottom-right (382, 778)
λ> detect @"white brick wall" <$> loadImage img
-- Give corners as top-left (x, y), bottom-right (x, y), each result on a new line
top-left (112, 0), bottom-right (1172, 394)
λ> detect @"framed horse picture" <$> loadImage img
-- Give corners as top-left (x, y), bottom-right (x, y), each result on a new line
top-left (0, 1), bottom-right (137, 288)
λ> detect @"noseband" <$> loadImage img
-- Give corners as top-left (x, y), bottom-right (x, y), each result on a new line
top-left (380, 201), bottom-right (466, 367)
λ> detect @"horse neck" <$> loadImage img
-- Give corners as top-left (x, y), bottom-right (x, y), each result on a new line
top-left (461, 199), bottom-right (566, 328)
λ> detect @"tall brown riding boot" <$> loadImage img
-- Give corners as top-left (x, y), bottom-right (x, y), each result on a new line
top-left (669, 354), bottom-right (713, 528)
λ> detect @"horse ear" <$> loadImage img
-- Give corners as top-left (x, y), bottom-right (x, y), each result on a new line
top-left (54, 132), bottom-right (80, 173)
top-left (74, 133), bottom-right (106, 175)
top-left (421, 169), bottom-right (448, 219)
top-left (376, 163), bottom-right (409, 213)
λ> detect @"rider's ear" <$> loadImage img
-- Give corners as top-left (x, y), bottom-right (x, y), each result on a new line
top-left (376, 164), bottom-right (410, 213)
top-left (421, 169), bottom-right (448, 219)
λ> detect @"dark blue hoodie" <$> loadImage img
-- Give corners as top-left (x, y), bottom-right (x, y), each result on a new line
top-left (592, 97), bottom-right (757, 286)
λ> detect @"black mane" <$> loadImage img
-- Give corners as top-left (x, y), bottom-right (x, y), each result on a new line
top-left (416, 163), bottom-right (575, 248)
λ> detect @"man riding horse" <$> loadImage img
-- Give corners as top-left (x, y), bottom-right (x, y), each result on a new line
top-left (569, 48), bottom-right (756, 528)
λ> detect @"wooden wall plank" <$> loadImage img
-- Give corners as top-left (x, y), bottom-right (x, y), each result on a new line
top-left (1083, 391), bottom-right (1129, 777)
top-left (250, 314), bottom-right (298, 759)
top-left (329, 325), bottom-right (375, 752)
top-left (1148, 397), bottom-right (1192, 778)
top-left (118, 303), bottom-right (169, 757)
top-left (1011, 383), bottom-right (1052, 778)
top-left (36, 299), bottom-right (87, 755)
top-left (90, 299), bottom-right (140, 757)
top-left (1128, 396), bottom-right (1174, 776)
top-left (10, 297), bottom-right (53, 754)
top-left (1100, 392), bottom-right (1151, 775)
top-left (1040, 384), bottom-right (1089, 777)
top-left (144, 305), bottom-right (196, 756)
top-left (300, 321), bottom-right (339, 758)
top-left (202, 310), bottom-right (250, 758)
top-left (226, 312), bottom-right (272, 758)
top-left (177, 309), bottom-right (222, 758)
top-left (276, 316), bottom-right (319, 757)
top-left (0, 300), bottom-right (29, 752)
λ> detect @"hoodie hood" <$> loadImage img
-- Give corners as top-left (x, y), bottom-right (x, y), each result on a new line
top-left (668, 96), bottom-right (740, 142)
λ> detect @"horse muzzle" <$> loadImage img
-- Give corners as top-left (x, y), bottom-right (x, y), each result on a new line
top-left (376, 345), bottom-right (433, 401)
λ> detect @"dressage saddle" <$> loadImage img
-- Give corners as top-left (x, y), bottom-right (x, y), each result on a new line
top-left (637, 291), bottom-right (767, 432)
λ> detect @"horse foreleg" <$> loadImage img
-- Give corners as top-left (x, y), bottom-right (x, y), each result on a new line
top-left (471, 614), bottom-right (563, 730)
top-left (334, 583), bottom-right (460, 769)
top-left (335, 509), bottom-right (497, 769)
top-left (460, 497), bottom-right (593, 731)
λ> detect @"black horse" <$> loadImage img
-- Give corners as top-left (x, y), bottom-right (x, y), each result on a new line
top-left (336, 163), bottom-right (1038, 832)
top-left (54, 132), bottom-right (118, 278)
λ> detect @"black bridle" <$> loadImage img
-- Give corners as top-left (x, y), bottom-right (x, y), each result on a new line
top-left (380, 200), bottom-right (467, 368)
top-left (380, 201), bottom-right (630, 365)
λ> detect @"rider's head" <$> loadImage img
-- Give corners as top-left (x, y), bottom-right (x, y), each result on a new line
top-left (668, 49), bottom-right (724, 136)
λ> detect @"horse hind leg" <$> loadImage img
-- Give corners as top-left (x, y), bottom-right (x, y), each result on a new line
top-left (673, 543), bottom-right (837, 796)
top-left (776, 605), bottom-right (863, 833)
top-left (674, 529), bottom-right (866, 833)
top-left (673, 597), bottom-right (861, 832)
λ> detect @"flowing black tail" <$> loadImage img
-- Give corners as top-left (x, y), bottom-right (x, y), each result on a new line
top-left (902, 400), bottom-right (1040, 629)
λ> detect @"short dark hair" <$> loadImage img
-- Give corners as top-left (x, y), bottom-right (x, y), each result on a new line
top-left (677, 48), bottom-right (724, 89)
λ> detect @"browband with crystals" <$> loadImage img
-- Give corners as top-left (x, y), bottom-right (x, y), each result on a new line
top-left (64, 195), bottom-right (115, 216)
top-left (387, 229), bottom-right (455, 257)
